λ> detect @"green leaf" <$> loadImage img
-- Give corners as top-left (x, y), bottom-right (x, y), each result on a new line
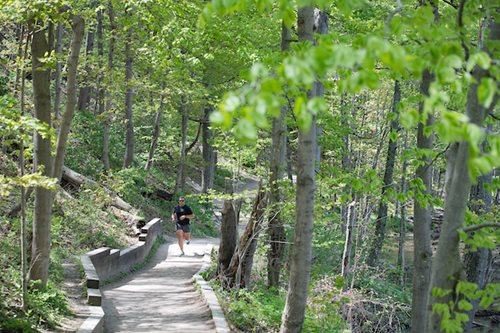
top-left (458, 300), bottom-right (473, 311)
top-left (478, 78), bottom-right (497, 108)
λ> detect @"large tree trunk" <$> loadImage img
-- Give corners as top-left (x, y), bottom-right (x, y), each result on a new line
top-left (53, 22), bottom-right (64, 121)
top-left (145, 85), bottom-right (165, 171)
top-left (464, 131), bottom-right (493, 332)
top-left (53, 15), bottom-right (85, 181)
top-left (102, 0), bottom-right (115, 172)
top-left (175, 94), bottom-right (188, 193)
top-left (224, 183), bottom-right (267, 290)
top-left (411, 69), bottom-right (434, 333)
top-left (202, 105), bottom-right (216, 193)
top-left (77, 29), bottom-right (94, 112)
top-left (217, 199), bottom-right (239, 277)
top-left (29, 24), bottom-right (54, 288)
top-left (429, 21), bottom-right (500, 333)
top-left (267, 21), bottom-right (289, 290)
top-left (428, 19), bottom-right (498, 332)
top-left (280, 7), bottom-right (316, 333)
top-left (123, 15), bottom-right (134, 169)
top-left (367, 80), bottom-right (401, 266)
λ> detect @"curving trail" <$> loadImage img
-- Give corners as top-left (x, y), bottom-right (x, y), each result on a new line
top-left (101, 236), bottom-right (219, 333)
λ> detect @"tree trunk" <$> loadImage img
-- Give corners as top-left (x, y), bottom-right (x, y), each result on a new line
top-left (411, 69), bottom-right (434, 333)
top-left (175, 94), bottom-right (188, 193)
top-left (367, 80), bottom-right (401, 266)
top-left (96, 7), bottom-right (105, 119)
top-left (202, 105), bottom-right (216, 193)
top-left (53, 22), bottom-right (63, 121)
top-left (29, 24), bottom-right (54, 288)
top-left (217, 199), bottom-right (239, 276)
top-left (280, 7), bottom-right (316, 333)
top-left (398, 131), bottom-right (408, 285)
top-left (53, 15), bottom-right (85, 181)
top-left (145, 85), bottom-right (165, 171)
top-left (224, 183), bottom-right (267, 290)
top-left (463, 129), bottom-right (493, 332)
top-left (102, 0), bottom-right (115, 172)
top-left (77, 29), bottom-right (94, 112)
top-left (341, 201), bottom-right (356, 289)
top-left (123, 17), bottom-right (134, 169)
top-left (428, 20), bottom-right (498, 332)
top-left (267, 21), bottom-right (289, 290)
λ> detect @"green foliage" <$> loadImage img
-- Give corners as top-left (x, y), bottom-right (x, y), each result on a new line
top-left (432, 282), bottom-right (500, 333)
top-left (220, 288), bottom-right (286, 332)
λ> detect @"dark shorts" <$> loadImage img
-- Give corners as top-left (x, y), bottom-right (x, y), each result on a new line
top-left (176, 223), bottom-right (190, 233)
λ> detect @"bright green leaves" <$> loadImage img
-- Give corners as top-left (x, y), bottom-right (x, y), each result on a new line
top-left (433, 281), bottom-right (500, 333)
top-left (478, 78), bottom-right (497, 108)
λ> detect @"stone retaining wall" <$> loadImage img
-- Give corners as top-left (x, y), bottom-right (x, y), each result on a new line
top-left (77, 218), bottom-right (163, 333)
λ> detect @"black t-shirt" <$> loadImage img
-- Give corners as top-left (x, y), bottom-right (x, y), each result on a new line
top-left (173, 205), bottom-right (193, 225)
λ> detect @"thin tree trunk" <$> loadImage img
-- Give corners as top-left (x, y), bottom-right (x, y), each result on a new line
top-left (96, 7), bottom-right (105, 118)
top-left (145, 87), bottom-right (164, 171)
top-left (102, 0), bottom-right (115, 172)
top-left (202, 105), bottom-right (216, 193)
top-left (341, 201), bottom-right (356, 289)
top-left (398, 131), bottom-right (408, 285)
top-left (367, 80), bottom-right (401, 266)
top-left (53, 22), bottom-right (63, 121)
top-left (29, 24), bottom-right (54, 288)
top-left (280, 7), bottom-right (316, 333)
top-left (224, 183), bottom-right (267, 290)
top-left (77, 29), bottom-right (94, 112)
top-left (411, 69), bottom-right (434, 333)
top-left (175, 94), bottom-right (188, 193)
top-left (267, 21), bottom-right (289, 290)
top-left (19, 27), bottom-right (29, 309)
top-left (123, 15), bottom-right (134, 169)
top-left (53, 15), bottom-right (85, 181)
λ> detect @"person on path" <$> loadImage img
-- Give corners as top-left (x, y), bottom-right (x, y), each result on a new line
top-left (171, 196), bottom-right (195, 256)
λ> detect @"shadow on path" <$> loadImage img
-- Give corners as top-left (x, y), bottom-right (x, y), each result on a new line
top-left (102, 236), bottom-right (218, 333)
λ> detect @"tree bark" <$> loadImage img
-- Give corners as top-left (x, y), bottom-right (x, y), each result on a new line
top-left (411, 69), bottom-right (434, 333)
top-left (267, 21), bottom-right (289, 290)
top-left (428, 20), bottom-right (498, 332)
top-left (175, 94), bottom-right (188, 193)
top-left (96, 7), bottom-right (105, 119)
top-left (463, 130), bottom-right (493, 332)
top-left (280, 6), bottom-right (316, 333)
top-left (29, 24), bottom-right (54, 287)
top-left (224, 183), bottom-right (267, 290)
top-left (398, 131), bottom-right (409, 285)
top-left (123, 14), bottom-right (134, 169)
top-left (145, 84), bottom-right (165, 171)
top-left (102, 0), bottom-right (115, 172)
top-left (77, 29), bottom-right (94, 112)
top-left (202, 105), bottom-right (216, 193)
top-left (217, 199), bottom-right (239, 276)
top-left (367, 80), bottom-right (401, 266)
top-left (53, 15), bottom-right (85, 181)
top-left (53, 22), bottom-right (64, 121)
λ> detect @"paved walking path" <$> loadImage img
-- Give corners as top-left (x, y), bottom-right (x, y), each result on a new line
top-left (101, 236), bottom-right (219, 333)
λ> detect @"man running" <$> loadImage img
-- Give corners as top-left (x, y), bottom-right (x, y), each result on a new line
top-left (171, 196), bottom-right (195, 256)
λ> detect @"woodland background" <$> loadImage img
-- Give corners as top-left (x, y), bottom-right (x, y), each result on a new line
top-left (0, 0), bottom-right (499, 332)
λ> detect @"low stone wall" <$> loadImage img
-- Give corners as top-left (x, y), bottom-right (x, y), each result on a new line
top-left (77, 218), bottom-right (163, 333)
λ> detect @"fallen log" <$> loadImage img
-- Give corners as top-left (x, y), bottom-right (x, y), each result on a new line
top-left (62, 166), bottom-right (133, 212)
